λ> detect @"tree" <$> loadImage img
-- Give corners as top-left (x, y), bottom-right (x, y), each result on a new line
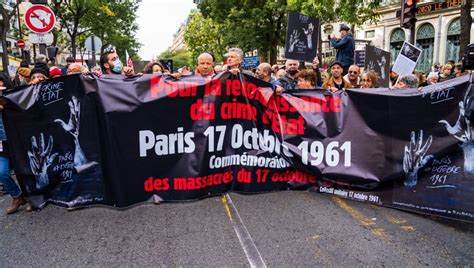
top-left (0, 0), bottom-right (21, 75)
top-left (459, 0), bottom-right (472, 58)
top-left (50, 0), bottom-right (141, 61)
top-left (198, 0), bottom-right (288, 64)
top-left (50, 0), bottom-right (97, 58)
top-left (82, 0), bottom-right (141, 61)
top-left (158, 48), bottom-right (192, 71)
top-left (288, 0), bottom-right (382, 29)
top-left (184, 10), bottom-right (226, 65)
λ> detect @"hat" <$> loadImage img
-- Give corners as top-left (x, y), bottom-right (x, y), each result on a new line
top-left (330, 61), bottom-right (343, 68)
top-left (30, 67), bottom-right (49, 78)
top-left (17, 67), bottom-right (31, 78)
top-left (33, 62), bottom-right (50, 77)
top-left (49, 67), bottom-right (62, 77)
top-left (339, 24), bottom-right (350, 32)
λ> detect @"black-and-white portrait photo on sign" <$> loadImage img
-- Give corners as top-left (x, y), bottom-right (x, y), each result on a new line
top-left (284, 11), bottom-right (320, 62)
top-left (364, 45), bottom-right (391, 87)
top-left (392, 41), bottom-right (423, 77)
top-left (400, 42), bottom-right (421, 62)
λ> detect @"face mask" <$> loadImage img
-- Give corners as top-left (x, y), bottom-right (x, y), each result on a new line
top-left (111, 59), bottom-right (123, 74)
top-left (288, 69), bottom-right (298, 76)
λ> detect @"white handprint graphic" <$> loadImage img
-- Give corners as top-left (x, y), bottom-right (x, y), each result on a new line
top-left (27, 133), bottom-right (58, 189)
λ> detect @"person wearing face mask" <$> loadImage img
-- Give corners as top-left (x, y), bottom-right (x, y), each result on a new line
top-left (99, 46), bottom-right (134, 76)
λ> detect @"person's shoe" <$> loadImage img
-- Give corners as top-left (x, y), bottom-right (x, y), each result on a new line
top-left (6, 196), bottom-right (26, 214)
top-left (25, 203), bottom-right (34, 212)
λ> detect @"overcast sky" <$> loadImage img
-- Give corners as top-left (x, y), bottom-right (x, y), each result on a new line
top-left (136, 0), bottom-right (196, 60)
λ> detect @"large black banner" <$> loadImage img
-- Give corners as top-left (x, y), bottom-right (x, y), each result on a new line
top-left (3, 73), bottom-right (473, 222)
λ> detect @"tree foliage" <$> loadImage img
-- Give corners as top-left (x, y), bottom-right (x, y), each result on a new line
top-left (50, 0), bottom-right (141, 60)
top-left (194, 0), bottom-right (383, 64)
top-left (184, 10), bottom-right (226, 65)
top-left (288, 0), bottom-right (382, 27)
top-left (158, 48), bottom-right (192, 71)
top-left (198, 0), bottom-right (288, 64)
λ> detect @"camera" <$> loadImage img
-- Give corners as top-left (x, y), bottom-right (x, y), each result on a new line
top-left (462, 43), bottom-right (474, 71)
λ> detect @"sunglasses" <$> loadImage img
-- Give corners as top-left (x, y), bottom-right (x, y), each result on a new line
top-left (349, 71), bottom-right (359, 74)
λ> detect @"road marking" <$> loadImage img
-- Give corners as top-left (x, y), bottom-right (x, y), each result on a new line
top-left (332, 196), bottom-right (388, 238)
top-left (371, 205), bottom-right (416, 231)
top-left (400, 225), bottom-right (416, 231)
top-left (331, 196), bottom-right (375, 226)
top-left (221, 194), bottom-right (267, 268)
top-left (220, 195), bottom-right (234, 223)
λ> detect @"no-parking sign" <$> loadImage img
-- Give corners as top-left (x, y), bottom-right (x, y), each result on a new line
top-left (24, 5), bottom-right (56, 33)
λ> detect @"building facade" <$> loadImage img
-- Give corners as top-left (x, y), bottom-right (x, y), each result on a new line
top-left (355, 0), bottom-right (473, 73)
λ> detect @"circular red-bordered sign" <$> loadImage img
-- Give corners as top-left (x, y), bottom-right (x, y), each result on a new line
top-left (24, 5), bottom-right (56, 33)
top-left (16, 39), bottom-right (26, 49)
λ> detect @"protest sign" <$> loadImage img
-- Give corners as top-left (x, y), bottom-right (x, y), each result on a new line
top-left (284, 11), bottom-right (320, 62)
top-left (364, 45), bottom-right (391, 87)
top-left (392, 41), bottom-right (422, 77)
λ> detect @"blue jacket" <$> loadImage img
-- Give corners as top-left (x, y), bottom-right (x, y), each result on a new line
top-left (330, 34), bottom-right (355, 67)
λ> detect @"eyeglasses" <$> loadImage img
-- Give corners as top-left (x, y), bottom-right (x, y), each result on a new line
top-left (349, 71), bottom-right (359, 74)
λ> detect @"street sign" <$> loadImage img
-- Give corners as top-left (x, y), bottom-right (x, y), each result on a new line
top-left (29, 33), bottom-right (54, 45)
top-left (24, 5), bottom-right (56, 33)
top-left (16, 39), bottom-right (26, 49)
top-left (84, 35), bottom-right (102, 52)
top-left (241, 56), bottom-right (260, 69)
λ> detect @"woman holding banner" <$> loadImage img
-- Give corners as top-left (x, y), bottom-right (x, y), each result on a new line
top-left (0, 73), bottom-right (32, 214)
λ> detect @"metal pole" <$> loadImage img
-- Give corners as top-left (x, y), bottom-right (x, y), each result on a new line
top-left (410, 23), bottom-right (416, 45)
top-left (91, 36), bottom-right (96, 67)
top-left (16, 4), bottom-right (24, 60)
top-left (39, 44), bottom-right (46, 55)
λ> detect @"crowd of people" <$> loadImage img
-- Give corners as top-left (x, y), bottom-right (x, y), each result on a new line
top-left (0, 37), bottom-right (470, 214)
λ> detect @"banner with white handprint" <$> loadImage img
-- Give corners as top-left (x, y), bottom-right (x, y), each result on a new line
top-left (2, 73), bottom-right (474, 222)
top-left (364, 45), bottom-right (391, 88)
top-left (284, 11), bottom-right (320, 62)
top-left (3, 74), bottom-right (108, 209)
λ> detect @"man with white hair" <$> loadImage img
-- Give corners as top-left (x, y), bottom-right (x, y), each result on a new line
top-left (225, 47), bottom-right (253, 76)
top-left (278, 59), bottom-right (300, 91)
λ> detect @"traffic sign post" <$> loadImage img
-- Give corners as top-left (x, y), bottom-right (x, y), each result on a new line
top-left (24, 5), bottom-right (56, 61)
top-left (24, 5), bottom-right (56, 33)
top-left (16, 39), bottom-right (25, 49)
top-left (84, 35), bottom-right (102, 67)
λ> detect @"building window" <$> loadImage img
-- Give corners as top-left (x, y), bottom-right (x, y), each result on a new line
top-left (415, 23), bottom-right (435, 73)
top-left (445, 18), bottom-right (460, 63)
top-left (390, 28), bottom-right (405, 64)
top-left (365, 30), bottom-right (375, 38)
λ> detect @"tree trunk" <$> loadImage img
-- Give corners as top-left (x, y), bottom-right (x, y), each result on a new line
top-left (0, 7), bottom-right (10, 74)
top-left (269, 44), bottom-right (277, 65)
top-left (71, 34), bottom-right (77, 58)
top-left (459, 0), bottom-right (472, 57)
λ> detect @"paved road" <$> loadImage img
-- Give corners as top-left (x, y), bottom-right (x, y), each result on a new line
top-left (0, 190), bottom-right (473, 266)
